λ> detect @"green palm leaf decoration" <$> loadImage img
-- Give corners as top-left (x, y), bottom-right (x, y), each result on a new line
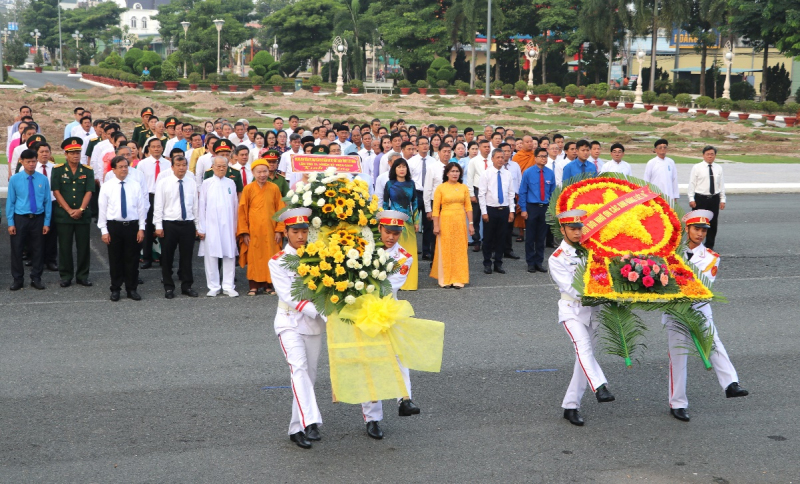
top-left (663, 302), bottom-right (715, 370)
top-left (598, 303), bottom-right (648, 366)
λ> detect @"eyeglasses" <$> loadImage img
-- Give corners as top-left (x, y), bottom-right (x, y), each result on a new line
top-left (536, 154), bottom-right (548, 159)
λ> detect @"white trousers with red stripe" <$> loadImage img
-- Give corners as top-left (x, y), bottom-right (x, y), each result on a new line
top-left (278, 330), bottom-right (323, 435)
top-left (561, 318), bottom-right (608, 410)
top-left (665, 318), bottom-right (739, 409)
top-left (360, 357), bottom-right (412, 423)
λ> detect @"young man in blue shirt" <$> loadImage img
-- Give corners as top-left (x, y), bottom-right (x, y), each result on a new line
top-left (6, 149), bottom-right (52, 290)
top-left (519, 147), bottom-right (556, 273)
top-left (561, 139), bottom-right (597, 184)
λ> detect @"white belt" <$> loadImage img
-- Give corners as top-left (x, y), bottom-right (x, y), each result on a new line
top-left (278, 301), bottom-right (298, 313)
top-left (560, 293), bottom-right (578, 302)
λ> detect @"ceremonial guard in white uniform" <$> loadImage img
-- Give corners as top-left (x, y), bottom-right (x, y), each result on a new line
top-left (268, 208), bottom-right (327, 449)
top-left (548, 209), bottom-right (615, 426)
top-left (662, 210), bottom-right (748, 422)
top-left (360, 210), bottom-right (420, 439)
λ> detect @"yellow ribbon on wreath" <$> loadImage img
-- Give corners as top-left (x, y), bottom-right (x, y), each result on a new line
top-left (327, 294), bottom-right (445, 404)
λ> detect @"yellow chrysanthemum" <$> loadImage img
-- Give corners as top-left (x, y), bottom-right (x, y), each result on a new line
top-left (345, 208), bottom-right (353, 217)
top-left (358, 199), bottom-right (366, 207)
top-left (296, 246), bottom-right (305, 257)
top-left (322, 204), bottom-right (334, 213)
top-left (335, 265), bottom-right (346, 276)
top-left (318, 248), bottom-right (329, 258)
top-left (322, 275), bottom-right (335, 287)
top-left (308, 281), bottom-right (318, 290)
top-left (304, 244), bottom-right (318, 256)
top-left (309, 266), bottom-right (321, 277)
top-left (334, 205), bottom-right (344, 215)
top-left (333, 251), bottom-right (346, 263)
top-left (345, 199), bottom-right (356, 208)
top-left (325, 189), bottom-right (336, 197)
top-left (319, 260), bottom-right (332, 271)
top-left (369, 218), bottom-right (378, 225)
top-left (334, 280), bottom-right (349, 292)
top-left (297, 264), bottom-right (310, 276)
top-left (330, 295), bottom-right (340, 303)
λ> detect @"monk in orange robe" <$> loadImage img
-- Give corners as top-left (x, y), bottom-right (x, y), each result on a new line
top-left (512, 136), bottom-right (537, 238)
top-left (237, 159), bottom-right (285, 295)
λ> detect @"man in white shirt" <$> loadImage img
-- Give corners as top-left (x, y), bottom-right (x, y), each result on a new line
top-left (643, 138), bottom-right (679, 201)
top-left (554, 142), bottom-right (578, 186)
top-left (33, 141), bottom-right (58, 271)
top-left (375, 153), bottom-right (401, 207)
top-left (137, 137), bottom-right (172, 269)
top-left (599, 143), bottom-right (633, 176)
top-left (184, 133), bottom-right (203, 164)
top-left (231, 145), bottom-right (252, 187)
top-left (407, 137), bottom-right (435, 259)
top-left (423, 143), bottom-right (452, 216)
top-left (64, 107), bottom-right (85, 141)
top-left (198, 156), bottom-right (240, 297)
top-left (164, 119), bottom-right (183, 155)
top-left (344, 129), bottom-right (364, 155)
top-left (500, 142), bottom-right (522, 260)
top-left (71, 116), bottom-right (95, 163)
top-left (478, 149), bottom-right (515, 274)
top-left (245, 125), bottom-right (259, 150)
top-left (466, 139), bottom-right (492, 249)
top-left (358, 132), bottom-right (376, 177)
top-left (228, 121), bottom-right (248, 146)
top-left (587, 141), bottom-right (605, 172)
top-left (194, 135), bottom-right (219, 190)
top-left (90, 122), bottom-right (120, 181)
top-left (333, 125), bottom-right (353, 153)
top-left (98, 156), bottom-right (147, 302)
top-left (278, 134), bottom-right (305, 186)
top-left (284, 115), bottom-right (300, 145)
top-left (105, 145), bottom-right (150, 212)
top-left (687, 145), bottom-right (726, 250)
top-left (153, 154), bottom-right (200, 299)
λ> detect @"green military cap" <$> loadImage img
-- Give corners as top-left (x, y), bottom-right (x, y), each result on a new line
top-left (26, 134), bottom-right (47, 148)
top-left (263, 149), bottom-right (281, 162)
top-left (141, 107), bottom-right (154, 116)
top-left (61, 137), bottom-right (83, 152)
top-left (213, 138), bottom-right (233, 153)
top-left (164, 116), bottom-right (179, 128)
top-left (310, 144), bottom-right (329, 155)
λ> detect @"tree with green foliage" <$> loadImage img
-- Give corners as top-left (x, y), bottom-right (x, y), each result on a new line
top-left (764, 63), bottom-right (792, 104)
top-left (262, 0), bottom-right (345, 75)
top-left (249, 50), bottom-right (281, 79)
top-left (444, 0), bottom-right (504, 87)
top-left (4, 34), bottom-right (29, 67)
top-left (579, 0), bottom-right (632, 86)
top-left (332, 0), bottom-right (378, 81)
top-left (535, 0), bottom-right (578, 85)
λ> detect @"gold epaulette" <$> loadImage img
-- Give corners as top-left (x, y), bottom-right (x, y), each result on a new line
top-left (54, 163), bottom-right (65, 168)
top-left (82, 164), bottom-right (93, 170)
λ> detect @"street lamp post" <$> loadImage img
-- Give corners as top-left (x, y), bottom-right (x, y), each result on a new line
top-left (524, 41), bottom-right (539, 101)
top-left (272, 36), bottom-right (278, 62)
top-left (332, 36), bottom-right (347, 94)
top-left (30, 29), bottom-right (41, 53)
top-left (181, 21), bottom-right (190, 79)
top-left (124, 38), bottom-right (131, 52)
top-left (213, 19), bottom-right (225, 74)
top-left (71, 30), bottom-right (83, 69)
top-left (635, 48), bottom-right (645, 104)
top-left (722, 41), bottom-right (734, 100)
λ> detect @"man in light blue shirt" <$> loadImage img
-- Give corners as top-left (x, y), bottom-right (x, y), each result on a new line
top-left (6, 149), bottom-right (52, 290)
top-left (519, 147), bottom-right (556, 273)
top-left (64, 107), bottom-right (85, 140)
top-left (561, 139), bottom-right (597, 184)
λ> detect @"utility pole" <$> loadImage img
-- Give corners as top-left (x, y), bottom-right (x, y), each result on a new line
top-left (485, 0), bottom-right (492, 99)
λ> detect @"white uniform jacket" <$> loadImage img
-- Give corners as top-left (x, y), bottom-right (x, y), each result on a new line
top-left (385, 243), bottom-right (412, 298)
top-left (665, 243), bottom-right (720, 324)
top-left (269, 244), bottom-right (326, 336)
top-left (548, 240), bottom-right (594, 323)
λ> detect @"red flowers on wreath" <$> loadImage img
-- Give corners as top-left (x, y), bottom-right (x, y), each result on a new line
top-left (672, 267), bottom-right (695, 286)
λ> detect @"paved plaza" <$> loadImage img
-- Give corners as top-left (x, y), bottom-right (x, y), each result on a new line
top-left (1, 194), bottom-right (798, 482)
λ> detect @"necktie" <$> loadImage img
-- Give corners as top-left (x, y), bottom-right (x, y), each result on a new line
top-left (241, 168), bottom-right (247, 186)
top-left (580, 162), bottom-right (586, 173)
top-left (120, 181), bottom-right (128, 219)
top-left (42, 165), bottom-right (47, 177)
top-left (155, 159), bottom-right (160, 181)
top-left (484, 159), bottom-right (488, 170)
top-left (373, 154), bottom-right (381, 178)
top-left (539, 168), bottom-right (545, 202)
top-left (593, 159), bottom-right (598, 171)
top-left (421, 156), bottom-right (426, 188)
top-left (685, 250), bottom-right (693, 261)
top-left (497, 170), bottom-right (504, 205)
top-left (708, 164), bottom-right (715, 195)
top-left (179, 179), bottom-right (187, 220)
top-left (28, 175), bottom-right (37, 213)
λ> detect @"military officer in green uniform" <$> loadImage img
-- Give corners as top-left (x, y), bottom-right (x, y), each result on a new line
top-left (263, 149), bottom-right (289, 196)
top-left (84, 119), bottom-right (106, 161)
top-left (203, 139), bottom-right (243, 193)
top-left (132, 107), bottom-right (154, 148)
top-left (137, 115), bottom-right (159, 148)
top-left (51, 137), bottom-right (95, 287)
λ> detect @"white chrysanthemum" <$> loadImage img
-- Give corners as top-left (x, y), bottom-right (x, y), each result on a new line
top-left (291, 195), bottom-right (299, 204)
top-left (373, 260), bottom-right (380, 269)
top-left (346, 259), bottom-right (355, 268)
top-left (308, 173), bottom-right (318, 182)
top-left (308, 226), bottom-right (320, 242)
top-left (376, 248), bottom-right (386, 257)
top-left (371, 269), bottom-right (380, 278)
top-left (312, 217), bottom-right (322, 228)
top-left (366, 284), bottom-right (375, 293)
top-left (354, 281), bottom-right (365, 290)
top-left (295, 181), bottom-right (305, 190)
top-left (377, 271), bottom-right (387, 281)
top-left (286, 190), bottom-right (295, 197)
top-left (324, 166), bottom-right (337, 176)
top-left (303, 190), bottom-right (313, 199)
top-left (314, 186), bottom-right (326, 195)
top-left (353, 262), bottom-right (363, 269)
top-left (317, 198), bottom-right (325, 207)
top-left (345, 295), bottom-right (357, 305)
top-left (361, 227), bottom-right (375, 244)
top-left (348, 281), bottom-right (355, 288)
top-left (347, 249), bottom-right (360, 259)
top-left (303, 199), bottom-right (312, 206)
top-left (358, 271), bottom-right (368, 280)
top-left (386, 262), bottom-right (394, 272)
top-left (378, 255), bottom-right (387, 264)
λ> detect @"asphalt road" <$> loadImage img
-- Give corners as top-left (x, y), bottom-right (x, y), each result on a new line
top-left (1, 194), bottom-right (798, 483)
top-left (9, 70), bottom-right (88, 90)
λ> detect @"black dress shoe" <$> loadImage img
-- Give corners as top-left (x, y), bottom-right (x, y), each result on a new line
top-left (563, 409), bottom-right (584, 426)
top-left (76, 279), bottom-right (93, 287)
top-left (30, 280), bottom-right (46, 290)
top-left (595, 384), bottom-right (615, 403)
top-left (10, 281), bottom-right (23, 291)
top-left (140, 261), bottom-right (152, 270)
top-left (398, 399), bottom-right (420, 416)
top-left (110, 291), bottom-right (121, 302)
top-left (483, 267), bottom-right (493, 274)
top-left (289, 431), bottom-right (312, 449)
top-left (46, 263), bottom-right (59, 272)
top-left (527, 266), bottom-right (537, 273)
top-left (60, 280), bottom-right (72, 288)
top-left (670, 408), bottom-right (690, 422)
top-left (127, 291), bottom-right (142, 301)
top-left (421, 254), bottom-right (432, 261)
top-left (24, 259), bottom-right (32, 267)
top-left (165, 290), bottom-right (175, 299)
top-left (472, 244), bottom-right (481, 252)
top-left (535, 264), bottom-right (548, 273)
top-left (305, 424), bottom-right (321, 441)
top-left (725, 382), bottom-right (749, 398)
top-left (494, 266), bottom-right (506, 274)
top-left (366, 421), bottom-right (384, 439)
top-left (182, 288), bottom-right (199, 297)
top-left (504, 251), bottom-right (520, 260)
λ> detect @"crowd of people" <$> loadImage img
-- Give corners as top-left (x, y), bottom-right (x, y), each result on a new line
top-left (4, 104), bottom-right (728, 296)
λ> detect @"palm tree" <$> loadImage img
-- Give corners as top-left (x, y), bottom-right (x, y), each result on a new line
top-left (333, 0), bottom-right (377, 80)
top-left (445, 0), bottom-right (503, 88)
top-left (580, 0), bottom-right (633, 85)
